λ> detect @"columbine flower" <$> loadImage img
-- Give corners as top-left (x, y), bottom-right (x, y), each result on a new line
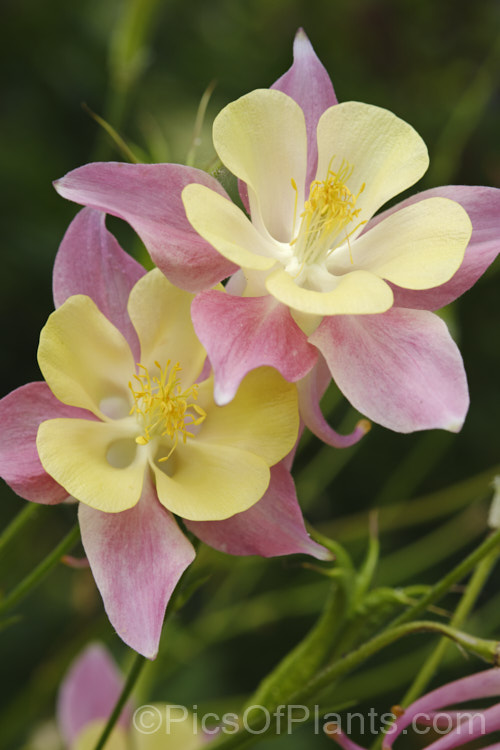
top-left (52, 30), bottom-right (500, 439)
top-left (325, 667), bottom-right (500, 749)
top-left (57, 642), bottom-right (206, 749)
top-left (0, 208), bottom-right (327, 658)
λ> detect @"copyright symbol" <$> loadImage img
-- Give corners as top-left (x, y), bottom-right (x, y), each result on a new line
top-left (133, 705), bottom-right (162, 734)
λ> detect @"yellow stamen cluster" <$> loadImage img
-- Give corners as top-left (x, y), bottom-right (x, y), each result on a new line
top-left (291, 159), bottom-right (366, 266)
top-left (129, 361), bottom-right (206, 462)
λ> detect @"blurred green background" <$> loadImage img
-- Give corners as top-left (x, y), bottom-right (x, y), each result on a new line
top-left (1, 0), bottom-right (499, 748)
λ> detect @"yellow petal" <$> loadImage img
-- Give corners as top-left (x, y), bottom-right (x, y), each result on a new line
top-left (152, 441), bottom-right (270, 521)
top-left (38, 295), bottom-right (135, 418)
top-left (127, 269), bottom-right (206, 387)
top-left (182, 184), bottom-right (278, 271)
top-left (196, 370), bottom-right (299, 466)
top-left (74, 721), bottom-right (128, 750)
top-left (316, 102), bottom-right (429, 228)
top-left (329, 197), bottom-right (472, 289)
top-left (37, 418), bottom-right (145, 512)
top-left (213, 89), bottom-right (307, 241)
top-left (265, 268), bottom-right (394, 315)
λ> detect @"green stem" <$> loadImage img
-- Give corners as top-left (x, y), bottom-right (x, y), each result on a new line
top-left (401, 547), bottom-right (499, 706)
top-left (246, 581), bottom-right (348, 711)
top-left (93, 0), bottom-right (163, 159)
top-left (186, 80), bottom-right (217, 168)
top-left (92, 557), bottom-right (196, 750)
top-left (93, 652), bottom-right (147, 750)
top-left (0, 503), bottom-right (42, 558)
top-left (388, 526), bottom-right (500, 628)
top-left (243, 536), bottom-right (356, 712)
top-left (295, 621), bottom-right (499, 706)
top-left (0, 523), bottom-right (80, 615)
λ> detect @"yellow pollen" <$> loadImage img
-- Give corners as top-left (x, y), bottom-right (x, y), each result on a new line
top-left (291, 159), bottom-right (366, 266)
top-left (128, 360), bottom-right (206, 462)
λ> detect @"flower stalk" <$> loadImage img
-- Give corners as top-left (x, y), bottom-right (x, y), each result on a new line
top-left (0, 523), bottom-right (80, 615)
top-left (92, 651), bottom-right (147, 750)
top-left (401, 545), bottom-right (500, 706)
top-left (0, 502), bottom-right (43, 559)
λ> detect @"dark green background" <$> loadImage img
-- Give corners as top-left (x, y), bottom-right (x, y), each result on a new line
top-left (0, 1), bottom-right (499, 748)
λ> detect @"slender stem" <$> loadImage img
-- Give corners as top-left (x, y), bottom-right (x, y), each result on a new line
top-left (82, 104), bottom-right (140, 163)
top-left (0, 523), bottom-right (80, 614)
top-left (186, 80), bottom-right (217, 168)
top-left (0, 503), bottom-right (42, 558)
top-left (295, 621), bottom-right (499, 706)
top-left (92, 557), bottom-right (194, 750)
top-left (401, 547), bottom-right (499, 705)
top-left (93, 652), bottom-right (147, 750)
top-left (388, 526), bottom-right (500, 628)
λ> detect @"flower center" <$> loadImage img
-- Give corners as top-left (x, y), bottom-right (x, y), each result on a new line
top-left (291, 159), bottom-right (366, 268)
top-left (128, 360), bottom-right (206, 462)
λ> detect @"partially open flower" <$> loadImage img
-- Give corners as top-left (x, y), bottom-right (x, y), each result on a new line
top-left (57, 642), bottom-right (206, 749)
top-left (325, 668), bottom-right (500, 749)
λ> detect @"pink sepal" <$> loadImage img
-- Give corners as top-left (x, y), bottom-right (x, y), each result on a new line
top-left (0, 382), bottom-right (93, 504)
top-left (272, 28), bottom-right (337, 188)
top-left (324, 724), bottom-right (365, 749)
top-left (298, 357), bottom-right (370, 448)
top-left (191, 290), bottom-right (317, 405)
top-left (186, 462), bottom-right (330, 560)
top-left (386, 668), bottom-right (500, 747)
top-left (57, 643), bottom-right (132, 746)
top-left (79, 476), bottom-right (195, 659)
top-left (238, 29), bottom-right (337, 211)
top-left (367, 186), bottom-right (500, 311)
top-left (54, 162), bottom-right (237, 292)
top-left (53, 207), bottom-right (145, 359)
top-left (310, 308), bottom-right (469, 434)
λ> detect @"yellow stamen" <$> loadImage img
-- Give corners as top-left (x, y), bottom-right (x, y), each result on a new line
top-left (291, 159), bottom-right (366, 266)
top-left (129, 361), bottom-right (206, 462)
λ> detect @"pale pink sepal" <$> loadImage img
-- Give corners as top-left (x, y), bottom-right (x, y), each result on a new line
top-left (78, 477), bottom-right (196, 659)
top-left (369, 186), bottom-right (500, 311)
top-left (0, 382), bottom-right (93, 504)
top-left (310, 308), bottom-right (469, 434)
top-left (272, 28), bottom-right (337, 188)
top-left (422, 703), bottom-right (500, 750)
top-left (53, 207), bottom-right (145, 360)
top-left (385, 668), bottom-right (500, 749)
top-left (191, 290), bottom-right (318, 405)
top-left (54, 163), bottom-right (237, 292)
top-left (298, 357), bottom-right (370, 448)
top-left (186, 462), bottom-right (330, 560)
top-left (57, 643), bottom-right (132, 746)
top-left (325, 725), bottom-right (365, 749)
top-left (238, 29), bottom-right (337, 212)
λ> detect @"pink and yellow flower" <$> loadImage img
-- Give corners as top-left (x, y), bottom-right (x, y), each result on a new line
top-left (326, 668), bottom-right (500, 749)
top-left (0, 208), bottom-right (327, 659)
top-left (52, 30), bottom-right (500, 440)
top-left (57, 643), bottom-right (206, 749)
